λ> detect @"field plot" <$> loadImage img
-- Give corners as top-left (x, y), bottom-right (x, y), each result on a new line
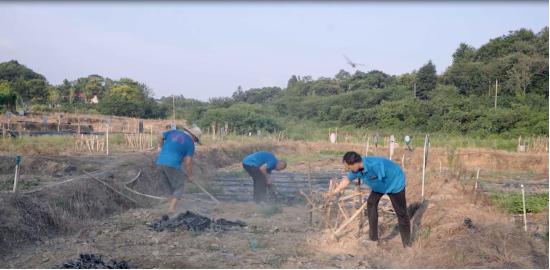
top-left (0, 140), bottom-right (547, 268)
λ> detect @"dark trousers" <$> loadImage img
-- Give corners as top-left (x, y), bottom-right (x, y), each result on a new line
top-left (367, 188), bottom-right (411, 247)
top-left (243, 164), bottom-right (267, 203)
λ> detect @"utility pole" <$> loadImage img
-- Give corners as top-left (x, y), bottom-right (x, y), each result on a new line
top-left (413, 83), bottom-right (416, 98)
top-left (494, 79), bottom-right (498, 110)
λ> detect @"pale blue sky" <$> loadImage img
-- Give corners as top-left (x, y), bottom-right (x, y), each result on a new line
top-left (0, 1), bottom-right (547, 100)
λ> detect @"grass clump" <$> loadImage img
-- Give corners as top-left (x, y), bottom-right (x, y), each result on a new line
top-left (489, 192), bottom-right (548, 214)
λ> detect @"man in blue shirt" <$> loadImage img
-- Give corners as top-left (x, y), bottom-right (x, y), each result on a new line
top-left (242, 151), bottom-right (287, 203)
top-left (156, 124), bottom-right (202, 214)
top-left (327, 151), bottom-right (411, 248)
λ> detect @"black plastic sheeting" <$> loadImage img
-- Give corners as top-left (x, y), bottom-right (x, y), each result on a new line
top-left (148, 211), bottom-right (246, 232)
top-left (57, 254), bottom-right (130, 269)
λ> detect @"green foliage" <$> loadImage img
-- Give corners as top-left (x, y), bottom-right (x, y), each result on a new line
top-left (196, 103), bottom-right (281, 133)
top-left (98, 82), bottom-right (167, 118)
top-left (232, 86), bottom-right (282, 103)
top-left (0, 80), bottom-right (17, 112)
top-left (489, 192), bottom-right (548, 214)
top-left (0, 27), bottom-right (547, 138)
top-left (416, 60), bottom-right (437, 100)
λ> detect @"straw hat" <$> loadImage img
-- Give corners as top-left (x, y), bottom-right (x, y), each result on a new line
top-left (183, 124), bottom-right (202, 144)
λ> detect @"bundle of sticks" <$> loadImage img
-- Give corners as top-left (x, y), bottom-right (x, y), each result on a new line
top-left (300, 178), bottom-right (394, 240)
top-left (74, 134), bottom-right (105, 153)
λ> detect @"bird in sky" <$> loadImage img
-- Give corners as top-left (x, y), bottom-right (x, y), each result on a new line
top-left (343, 54), bottom-right (365, 69)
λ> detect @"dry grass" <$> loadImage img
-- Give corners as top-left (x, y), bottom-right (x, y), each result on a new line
top-left (0, 140), bottom-right (547, 268)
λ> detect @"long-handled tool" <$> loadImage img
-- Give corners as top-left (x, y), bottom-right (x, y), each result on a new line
top-left (142, 152), bottom-right (219, 204)
top-left (191, 180), bottom-right (220, 204)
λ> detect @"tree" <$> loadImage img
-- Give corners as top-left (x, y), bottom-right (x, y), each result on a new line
top-left (0, 60), bottom-right (46, 82)
top-left (47, 86), bottom-right (61, 107)
top-left (232, 86), bottom-right (245, 102)
top-left (0, 81), bottom-right (17, 112)
top-left (416, 60), bottom-right (437, 100)
top-left (452, 43), bottom-right (476, 64)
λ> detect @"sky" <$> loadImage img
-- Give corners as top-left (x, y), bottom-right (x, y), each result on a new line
top-left (0, 1), bottom-right (548, 100)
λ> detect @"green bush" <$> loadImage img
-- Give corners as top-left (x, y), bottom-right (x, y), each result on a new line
top-left (489, 192), bottom-right (548, 214)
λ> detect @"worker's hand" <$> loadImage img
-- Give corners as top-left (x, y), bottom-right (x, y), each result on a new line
top-left (187, 175), bottom-right (195, 183)
top-left (324, 191), bottom-right (334, 199)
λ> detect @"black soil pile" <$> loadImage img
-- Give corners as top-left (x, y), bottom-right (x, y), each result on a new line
top-left (57, 253), bottom-right (130, 269)
top-left (148, 211), bottom-right (246, 232)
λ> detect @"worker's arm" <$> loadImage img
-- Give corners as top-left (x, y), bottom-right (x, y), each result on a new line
top-left (183, 156), bottom-right (194, 182)
top-left (328, 176), bottom-right (351, 196)
top-left (259, 164), bottom-right (272, 185)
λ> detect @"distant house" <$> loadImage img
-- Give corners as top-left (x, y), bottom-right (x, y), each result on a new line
top-left (77, 92), bottom-right (86, 102)
top-left (90, 95), bottom-right (99, 104)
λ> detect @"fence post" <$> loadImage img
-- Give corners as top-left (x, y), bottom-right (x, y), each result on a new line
top-left (521, 184), bottom-right (527, 232)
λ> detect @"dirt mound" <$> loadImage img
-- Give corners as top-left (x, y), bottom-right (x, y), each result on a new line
top-left (0, 142), bottom-right (277, 259)
top-left (57, 253), bottom-right (130, 269)
top-left (148, 211), bottom-right (246, 232)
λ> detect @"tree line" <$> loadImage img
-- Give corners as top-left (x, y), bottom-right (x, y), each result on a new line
top-left (0, 27), bottom-right (548, 137)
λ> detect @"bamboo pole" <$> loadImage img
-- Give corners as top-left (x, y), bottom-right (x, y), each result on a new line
top-left (421, 134), bottom-right (428, 201)
top-left (307, 162), bottom-right (313, 226)
top-left (474, 168), bottom-right (479, 204)
top-left (106, 124), bottom-right (110, 155)
top-left (521, 184), bottom-right (527, 232)
top-left (12, 163), bottom-right (20, 193)
top-left (150, 125), bottom-right (153, 148)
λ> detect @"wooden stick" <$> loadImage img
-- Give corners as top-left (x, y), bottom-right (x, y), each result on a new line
top-left (124, 185), bottom-right (166, 200)
top-left (422, 134), bottom-right (428, 201)
top-left (106, 124), bottom-right (110, 155)
top-left (307, 162), bottom-right (313, 225)
top-left (12, 164), bottom-right (19, 193)
top-left (338, 192), bottom-right (362, 202)
top-left (521, 184), bottom-right (527, 232)
top-left (334, 201), bottom-right (368, 238)
top-left (337, 201), bottom-right (350, 220)
top-left (192, 180), bottom-right (220, 204)
top-left (83, 171), bottom-right (143, 207)
top-left (356, 182), bottom-right (363, 237)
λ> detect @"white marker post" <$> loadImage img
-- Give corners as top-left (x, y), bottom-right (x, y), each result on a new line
top-left (12, 155), bottom-right (21, 193)
top-left (389, 135), bottom-right (395, 160)
top-left (421, 134), bottom-right (429, 201)
top-left (150, 125), bottom-right (153, 149)
top-left (521, 184), bottom-right (527, 232)
top-left (106, 123), bottom-right (110, 155)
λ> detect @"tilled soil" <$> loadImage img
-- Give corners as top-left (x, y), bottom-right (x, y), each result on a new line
top-left (0, 145), bottom-right (547, 268)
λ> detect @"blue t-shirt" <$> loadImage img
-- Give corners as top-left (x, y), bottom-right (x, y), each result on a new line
top-left (346, 156), bottom-right (405, 194)
top-left (156, 130), bottom-right (195, 170)
top-left (242, 151), bottom-right (278, 173)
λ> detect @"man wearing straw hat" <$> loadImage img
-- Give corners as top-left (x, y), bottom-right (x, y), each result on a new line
top-left (156, 124), bottom-right (202, 214)
top-left (326, 151), bottom-right (411, 248)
